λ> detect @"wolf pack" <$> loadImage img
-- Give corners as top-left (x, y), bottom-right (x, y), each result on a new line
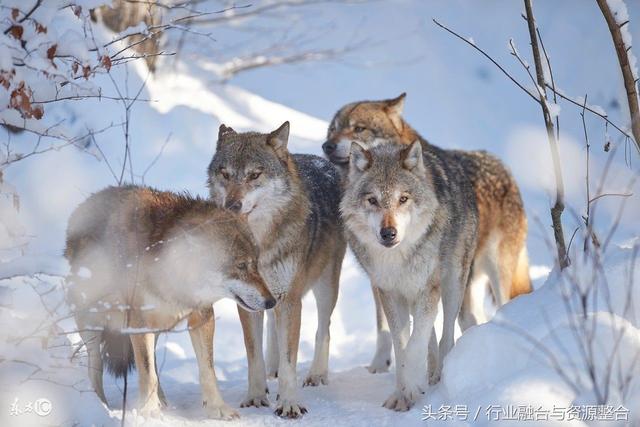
top-left (65, 94), bottom-right (531, 420)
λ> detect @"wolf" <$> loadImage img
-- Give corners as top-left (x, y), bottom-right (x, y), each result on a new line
top-left (323, 93), bottom-right (531, 373)
top-left (341, 140), bottom-right (478, 410)
top-left (65, 185), bottom-right (275, 420)
top-left (207, 122), bottom-right (345, 418)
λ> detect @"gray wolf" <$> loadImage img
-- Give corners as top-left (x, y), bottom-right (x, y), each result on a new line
top-left (323, 94), bottom-right (531, 373)
top-left (341, 140), bottom-right (478, 411)
top-left (208, 122), bottom-right (346, 418)
top-left (65, 185), bottom-right (275, 420)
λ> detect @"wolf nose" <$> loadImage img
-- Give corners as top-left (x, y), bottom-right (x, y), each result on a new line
top-left (264, 297), bottom-right (277, 310)
top-left (322, 141), bottom-right (336, 155)
top-left (225, 199), bottom-right (242, 213)
top-left (380, 227), bottom-right (397, 242)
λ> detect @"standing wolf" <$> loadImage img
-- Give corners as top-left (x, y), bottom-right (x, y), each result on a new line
top-left (323, 94), bottom-right (531, 373)
top-left (208, 122), bottom-right (345, 418)
top-left (341, 140), bottom-right (478, 410)
top-left (66, 186), bottom-right (275, 419)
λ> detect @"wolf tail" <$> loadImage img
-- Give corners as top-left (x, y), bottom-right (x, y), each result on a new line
top-left (510, 246), bottom-right (532, 298)
top-left (101, 330), bottom-right (135, 378)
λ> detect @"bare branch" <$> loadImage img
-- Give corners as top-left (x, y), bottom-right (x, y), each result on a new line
top-left (524, 0), bottom-right (568, 268)
top-left (596, 0), bottom-right (640, 153)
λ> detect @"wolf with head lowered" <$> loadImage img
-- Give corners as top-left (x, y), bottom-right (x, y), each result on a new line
top-left (208, 122), bottom-right (345, 418)
top-left (324, 94), bottom-right (531, 376)
top-left (66, 186), bottom-right (275, 420)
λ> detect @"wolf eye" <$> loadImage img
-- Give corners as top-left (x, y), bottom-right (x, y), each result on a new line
top-left (367, 197), bottom-right (378, 206)
top-left (236, 262), bottom-right (248, 271)
top-left (221, 170), bottom-right (230, 180)
top-left (399, 195), bottom-right (409, 204)
top-left (248, 171), bottom-right (262, 180)
top-left (354, 126), bottom-right (366, 133)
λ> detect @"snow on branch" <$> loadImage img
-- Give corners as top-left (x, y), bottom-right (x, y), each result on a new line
top-left (596, 0), bottom-right (640, 153)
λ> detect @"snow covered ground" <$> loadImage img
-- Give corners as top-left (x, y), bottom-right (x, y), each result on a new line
top-left (1, 1), bottom-right (639, 426)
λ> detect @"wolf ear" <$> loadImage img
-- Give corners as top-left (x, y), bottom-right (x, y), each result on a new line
top-left (218, 124), bottom-right (236, 140)
top-left (384, 93), bottom-right (406, 132)
top-left (267, 121), bottom-right (290, 159)
top-left (350, 141), bottom-right (371, 173)
top-left (402, 140), bottom-right (424, 172)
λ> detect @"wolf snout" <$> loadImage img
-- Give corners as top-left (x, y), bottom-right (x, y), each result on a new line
top-left (380, 227), bottom-right (398, 247)
top-left (322, 141), bottom-right (336, 155)
top-left (264, 296), bottom-right (277, 310)
top-left (225, 199), bottom-right (243, 213)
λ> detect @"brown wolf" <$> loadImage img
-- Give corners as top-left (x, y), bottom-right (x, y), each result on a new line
top-left (208, 122), bottom-right (346, 418)
top-left (323, 94), bottom-right (531, 373)
top-left (65, 185), bottom-right (275, 420)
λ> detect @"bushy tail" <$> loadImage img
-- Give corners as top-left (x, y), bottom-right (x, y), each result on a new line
top-left (101, 330), bottom-right (134, 378)
top-left (510, 246), bottom-right (532, 298)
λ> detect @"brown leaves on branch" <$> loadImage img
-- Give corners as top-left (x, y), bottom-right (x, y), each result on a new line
top-left (101, 55), bottom-right (112, 71)
top-left (46, 45), bottom-right (57, 61)
top-left (9, 82), bottom-right (43, 120)
top-left (0, 70), bottom-right (15, 90)
top-left (8, 25), bottom-right (23, 40)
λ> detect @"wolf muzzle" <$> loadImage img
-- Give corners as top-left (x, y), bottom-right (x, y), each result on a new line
top-left (322, 141), bottom-right (336, 155)
top-left (380, 226), bottom-right (398, 247)
top-left (224, 198), bottom-right (243, 213)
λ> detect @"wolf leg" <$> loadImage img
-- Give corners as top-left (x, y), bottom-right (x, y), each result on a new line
top-left (368, 285), bottom-right (392, 373)
top-left (377, 288), bottom-right (411, 411)
top-left (238, 307), bottom-right (269, 407)
top-left (188, 307), bottom-right (239, 420)
top-left (398, 283), bottom-right (440, 408)
top-left (265, 309), bottom-right (279, 379)
top-left (153, 334), bottom-right (167, 407)
top-left (130, 332), bottom-right (163, 417)
top-left (485, 246), bottom-right (508, 307)
top-left (304, 262), bottom-right (340, 387)
top-left (274, 295), bottom-right (306, 418)
top-left (427, 326), bottom-right (439, 385)
top-left (438, 264), bottom-right (467, 379)
top-left (79, 329), bottom-right (107, 404)
top-left (458, 280), bottom-right (481, 332)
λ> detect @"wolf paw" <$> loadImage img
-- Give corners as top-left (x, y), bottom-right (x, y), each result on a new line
top-left (274, 399), bottom-right (307, 419)
top-left (138, 394), bottom-right (163, 418)
top-left (428, 370), bottom-right (441, 385)
top-left (240, 394), bottom-right (270, 408)
top-left (367, 352), bottom-right (391, 374)
top-left (302, 373), bottom-right (328, 387)
top-left (382, 391), bottom-right (414, 412)
top-left (204, 402), bottom-right (239, 420)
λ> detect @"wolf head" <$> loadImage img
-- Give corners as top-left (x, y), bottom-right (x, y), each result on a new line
top-left (207, 122), bottom-right (294, 219)
top-left (340, 140), bottom-right (438, 249)
top-left (161, 210), bottom-right (276, 311)
top-left (322, 93), bottom-right (409, 165)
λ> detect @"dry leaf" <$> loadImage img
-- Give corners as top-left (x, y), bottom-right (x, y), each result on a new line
top-left (9, 25), bottom-right (23, 40)
top-left (101, 55), bottom-right (112, 71)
